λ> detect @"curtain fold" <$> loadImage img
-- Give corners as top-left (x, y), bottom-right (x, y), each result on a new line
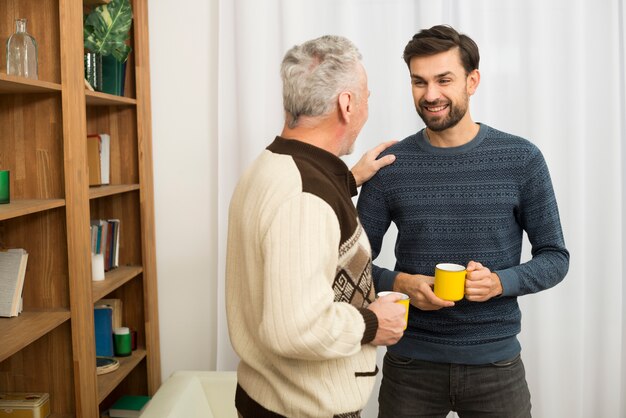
top-left (217, 1), bottom-right (625, 416)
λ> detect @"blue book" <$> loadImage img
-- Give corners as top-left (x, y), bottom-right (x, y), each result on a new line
top-left (94, 306), bottom-right (114, 357)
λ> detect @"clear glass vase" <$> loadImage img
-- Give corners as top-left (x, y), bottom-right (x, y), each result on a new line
top-left (84, 51), bottom-right (103, 92)
top-left (6, 18), bottom-right (38, 80)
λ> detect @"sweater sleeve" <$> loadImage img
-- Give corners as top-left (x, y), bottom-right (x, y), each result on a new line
top-left (258, 193), bottom-right (375, 360)
top-left (356, 173), bottom-right (398, 292)
top-left (495, 148), bottom-right (570, 296)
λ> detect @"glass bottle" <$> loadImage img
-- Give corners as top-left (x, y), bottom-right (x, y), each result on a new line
top-left (6, 18), bottom-right (38, 80)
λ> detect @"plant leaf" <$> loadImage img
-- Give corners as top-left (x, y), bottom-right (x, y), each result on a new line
top-left (84, 0), bottom-right (133, 62)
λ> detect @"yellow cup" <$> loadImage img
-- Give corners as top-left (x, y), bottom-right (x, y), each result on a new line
top-left (434, 263), bottom-right (466, 301)
top-left (377, 291), bottom-right (410, 330)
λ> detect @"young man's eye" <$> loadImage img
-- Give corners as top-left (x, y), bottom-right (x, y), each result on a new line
top-left (439, 79), bottom-right (451, 84)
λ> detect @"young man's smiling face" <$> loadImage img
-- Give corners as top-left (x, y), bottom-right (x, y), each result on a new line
top-left (409, 47), bottom-right (479, 132)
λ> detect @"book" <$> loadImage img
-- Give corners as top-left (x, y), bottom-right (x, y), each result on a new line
top-left (90, 219), bottom-right (121, 273)
top-left (0, 249), bottom-right (29, 317)
top-left (90, 219), bottom-right (107, 255)
top-left (94, 305), bottom-right (114, 357)
top-left (87, 134), bottom-right (111, 186)
top-left (87, 135), bottom-right (101, 186)
top-left (108, 219), bottom-right (120, 269)
top-left (100, 134), bottom-right (110, 184)
top-left (95, 298), bottom-right (123, 330)
top-left (108, 395), bottom-right (150, 418)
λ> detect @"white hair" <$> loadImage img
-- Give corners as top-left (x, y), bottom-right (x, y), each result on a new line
top-left (281, 35), bottom-right (363, 128)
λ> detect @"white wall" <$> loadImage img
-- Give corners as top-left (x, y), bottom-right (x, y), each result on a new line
top-left (148, 0), bottom-right (219, 380)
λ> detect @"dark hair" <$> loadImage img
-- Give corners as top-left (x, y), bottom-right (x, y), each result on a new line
top-left (403, 25), bottom-right (479, 74)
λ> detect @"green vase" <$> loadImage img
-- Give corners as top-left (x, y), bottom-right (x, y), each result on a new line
top-left (101, 54), bottom-right (127, 96)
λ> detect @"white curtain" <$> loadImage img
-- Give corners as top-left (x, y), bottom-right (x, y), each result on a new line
top-left (216, 1), bottom-right (626, 417)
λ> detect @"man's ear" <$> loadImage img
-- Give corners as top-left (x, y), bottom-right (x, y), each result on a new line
top-left (338, 91), bottom-right (352, 123)
top-left (467, 69), bottom-right (480, 96)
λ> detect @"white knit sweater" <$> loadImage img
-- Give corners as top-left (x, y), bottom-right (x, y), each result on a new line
top-left (226, 138), bottom-right (379, 418)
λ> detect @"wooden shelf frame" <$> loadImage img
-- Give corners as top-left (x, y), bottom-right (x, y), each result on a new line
top-left (97, 348), bottom-right (147, 403)
top-left (0, 199), bottom-right (66, 221)
top-left (89, 184), bottom-right (140, 200)
top-left (0, 73), bottom-right (62, 94)
top-left (92, 265), bottom-right (143, 302)
top-left (85, 90), bottom-right (137, 106)
top-left (0, 0), bottom-right (160, 416)
top-left (0, 310), bottom-right (71, 362)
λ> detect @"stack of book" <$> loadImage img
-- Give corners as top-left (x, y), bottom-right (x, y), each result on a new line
top-left (90, 219), bottom-right (120, 272)
top-left (0, 249), bottom-right (29, 317)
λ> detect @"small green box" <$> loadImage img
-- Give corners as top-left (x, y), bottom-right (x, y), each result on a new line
top-left (109, 395), bottom-right (150, 417)
top-left (0, 170), bottom-right (9, 204)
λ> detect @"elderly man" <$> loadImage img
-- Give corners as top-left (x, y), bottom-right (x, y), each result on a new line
top-left (226, 35), bottom-right (406, 418)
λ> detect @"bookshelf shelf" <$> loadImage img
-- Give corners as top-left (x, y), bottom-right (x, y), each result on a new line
top-left (85, 90), bottom-right (137, 107)
top-left (0, 199), bottom-right (66, 221)
top-left (0, 0), bottom-right (160, 415)
top-left (92, 265), bottom-right (143, 302)
top-left (0, 310), bottom-right (71, 362)
top-left (98, 348), bottom-right (147, 403)
top-left (89, 184), bottom-right (141, 200)
top-left (0, 73), bottom-right (62, 94)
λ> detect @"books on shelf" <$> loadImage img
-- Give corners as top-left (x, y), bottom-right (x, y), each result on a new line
top-left (94, 305), bottom-right (114, 357)
top-left (87, 133), bottom-right (110, 186)
top-left (0, 248), bottom-right (28, 317)
top-left (108, 395), bottom-right (151, 418)
top-left (90, 219), bottom-right (120, 272)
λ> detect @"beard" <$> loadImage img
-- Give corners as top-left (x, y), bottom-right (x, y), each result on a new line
top-left (416, 94), bottom-right (469, 132)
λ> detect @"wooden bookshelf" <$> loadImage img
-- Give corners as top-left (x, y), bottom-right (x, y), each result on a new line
top-left (0, 0), bottom-right (161, 416)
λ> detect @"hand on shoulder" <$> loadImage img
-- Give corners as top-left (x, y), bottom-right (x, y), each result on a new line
top-left (351, 140), bottom-right (397, 187)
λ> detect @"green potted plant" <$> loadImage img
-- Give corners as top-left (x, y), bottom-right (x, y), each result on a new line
top-left (83, 0), bottom-right (133, 95)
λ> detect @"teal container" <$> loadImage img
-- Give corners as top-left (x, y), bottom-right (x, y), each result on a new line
top-left (102, 54), bottom-right (127, 96)
top-left (0, 170), bottom-right (9, 204)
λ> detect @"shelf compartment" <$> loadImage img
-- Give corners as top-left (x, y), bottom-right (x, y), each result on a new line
top-left (97, 348), bottom-right (147, 403)
top-left (0, 74), bottom-right (62, 94)
top-left (89, 184), bottom-right (140, 200)
top-left (86, 90), bottom-right (137, 106)
top-left (0, 309), bottom-right (71, 362)
top-left (92, 265), bottom-right (143, 302)
top-left (0, 199), bottom-right (65, 221)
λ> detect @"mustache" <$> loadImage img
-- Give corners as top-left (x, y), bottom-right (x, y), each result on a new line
top-left (420, 99), bottom-right (449, 107)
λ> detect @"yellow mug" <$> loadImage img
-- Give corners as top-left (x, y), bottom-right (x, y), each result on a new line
top-left (377, 291), bottom-right (410, 330)
top-left (434, 263), bottom-right (466, 301)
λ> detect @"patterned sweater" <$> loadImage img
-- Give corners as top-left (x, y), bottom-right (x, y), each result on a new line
top-left (226, 137), bottom-right (379, 417)
top-left (357, 124), bottom-right (569, 364)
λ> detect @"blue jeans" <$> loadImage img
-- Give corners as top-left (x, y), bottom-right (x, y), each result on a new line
top-left (378, 352), bottom-right (531, 418)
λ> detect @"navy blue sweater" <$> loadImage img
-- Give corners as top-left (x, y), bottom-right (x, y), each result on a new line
top-left (357, 124), bottom-right (569, 364)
